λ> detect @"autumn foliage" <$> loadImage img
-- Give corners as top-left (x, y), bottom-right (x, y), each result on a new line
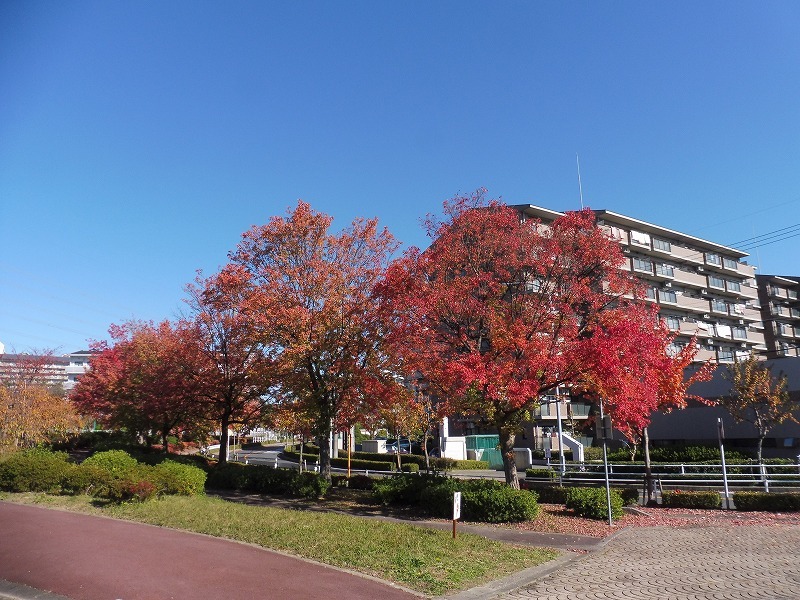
top-left (382, 191), bottom-right (708, 486)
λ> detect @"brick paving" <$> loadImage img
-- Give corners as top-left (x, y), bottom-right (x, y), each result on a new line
top-left (492, 525), bottom-right (800, 600)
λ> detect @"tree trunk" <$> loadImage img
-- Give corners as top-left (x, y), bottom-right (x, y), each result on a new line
top-left (318, 430), bottom-right (332, 482)
top-left (219, 416), bottom-right (230, 464)
top-left (757, 434), bottom-right (764, 466)
top-left (162, 430), bottom-right (170, 453)
top-left (499, 426), bottom-right (519, 489)
top-left (643, 427), bottom-right (654, 505)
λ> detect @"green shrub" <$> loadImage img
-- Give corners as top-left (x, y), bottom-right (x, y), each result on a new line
top-left (565, 487), bottom-right (624, 520)
top-left (733, 491), bottom-right (800, 512)
top-left (614, 487), bottom-right (640, 506)
top-left (462, 483), bottom-right (539, 522)
top-left (346, 474), bottom-right (375, 490)
top-left (246, 465), bottom-right (296, 494)
top-left (290, 471), bottom-right (330, 499)
top-left (60, 463), bottom-right (112, 496)
top-left (0, 448), bottom-right (72, 493)
top-left (373, 473), bottom-right (449, 505)
top-left (329, 457), bottom-right (394, 471)
top-left (401, 463), bottom-right (420, 473)
top-left (525, 468), bottom-right (557, 480)
top-left (152, 460), bottom-right (206, 496)
top-left (206, 462), bottom-right (250, 490)
top-left (449, 460), bottom-right (490, 470)
top-left (82, 450), bottom-right (139, 477)
top-left (525, 485), bottom-right (568, 504)
top-left (662, 490), bottom-right (721, 509)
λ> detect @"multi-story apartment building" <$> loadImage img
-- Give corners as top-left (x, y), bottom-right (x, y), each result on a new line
top-left (514, 205), bottom-right (767, 364)
top-left (756, 275), bottom-right (800, 358)
top-left (0, 350), bottom-right (93, 394)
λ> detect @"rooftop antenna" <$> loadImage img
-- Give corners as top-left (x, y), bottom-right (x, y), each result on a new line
top-left (576, 153), bottom-right (584, 209)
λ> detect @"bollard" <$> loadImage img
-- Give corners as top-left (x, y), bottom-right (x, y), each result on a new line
top-left (274, 457), bottom-right (278, 468)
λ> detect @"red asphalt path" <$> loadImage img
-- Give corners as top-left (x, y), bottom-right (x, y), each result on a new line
top-left (0, 502), bottom-right (420, 600)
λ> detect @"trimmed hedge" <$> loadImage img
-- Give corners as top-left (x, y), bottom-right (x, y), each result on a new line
top-left (0, 448), bottom-right (72, 493)
top-left (525, 484), bottom-right (639, 507)
top-left (733, 491), bottom-right (800, 512)
top-left (282, 448), bottom-right (488, 472)
top-left (373, 474), bottom-right (539, 523)
top-left (205, 463), bottom-right (330, 499)
top-left (662, 490), bottom-right (721, 509)
top-left (565, 487), bottom-right (624, 520)
top-left (82, 450), bottom-right (139, 477)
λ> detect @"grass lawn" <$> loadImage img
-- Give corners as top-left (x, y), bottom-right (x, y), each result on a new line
top-left (0, 492), bottom-right (557, 596)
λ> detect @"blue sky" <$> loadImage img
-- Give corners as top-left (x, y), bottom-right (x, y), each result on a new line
top-left (1, 1), bottom-right (799, 354)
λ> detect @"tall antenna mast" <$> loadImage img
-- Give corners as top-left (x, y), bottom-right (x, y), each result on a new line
top-left (576, 153), bottom-right (584, 209)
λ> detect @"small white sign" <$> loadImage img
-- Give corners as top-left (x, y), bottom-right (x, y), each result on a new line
top-left (453, 491), bottom-right (462, 520)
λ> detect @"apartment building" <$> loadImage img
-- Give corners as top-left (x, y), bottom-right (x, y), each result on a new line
top-left (0, 350), bottom-right (93, 394)
top-left (514, 205), bottom-right (767, 364)
top-left (756, 275), bottom-right (800, 358)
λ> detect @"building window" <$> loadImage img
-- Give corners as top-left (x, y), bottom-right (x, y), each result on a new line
top-left (667, 341), bottom-right (687, 357)
top-left (645, 287), bottom-right (657, 300)
top-left (706, 252), bottom-right (721, 266)
top-left (718, 348), bottom-right (734, 362)
top-left (791, 308), bottom-right (800, 319)
top-left (726, 280), bottom-right (741, 293)
top-left (609, 226), bottom-right (625, 241)
top-left (664, 315), bottom-right (681, 330)
top-left (660, 289), bottom-right (677, 303)
top-left (733, 326), bottom-right (747, 340)
top-left (770, 286), bottom-right (783, 297)
top-left (653, 238), bottom-right (671, 252)
top-left (723, 257), bottom-right (738, 270)
top-left (630, 230), bottom-right (651, 246)
top-left (712, 299), bottom-right (728, 313)
top-left (633, 257), bottom-right (653, 273)
top-left (788, 289), bottom-right (798, 300)
top-left (656, 264), bottom-right (674, 277)
top-left (708, 275), bottom-right (725, 289)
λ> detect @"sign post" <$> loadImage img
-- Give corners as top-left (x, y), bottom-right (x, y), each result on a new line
top-left (452, 491), bottom-right (461, 539)
top-left (718, 418), bottom-right (731, 510)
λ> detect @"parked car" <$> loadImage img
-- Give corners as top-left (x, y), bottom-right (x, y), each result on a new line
top-left (386, 438), bottom-right (411, 454)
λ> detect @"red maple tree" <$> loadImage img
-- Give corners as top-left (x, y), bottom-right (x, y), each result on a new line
top-left (72, 320), bottom-right (208, 450)
top-left (383, 191), bottom-right (708, 487)
top-left (227, 200), bottom-right (401, 480)
top-left (185, 267), bottom-right (275, 463)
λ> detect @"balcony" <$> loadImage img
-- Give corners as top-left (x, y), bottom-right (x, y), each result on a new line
top-left (675, 294), bottom-right (711, 314)
top-left (671, 245), bottom-right (705, 265)
top-left (672, 268), bottom-right (707, 288)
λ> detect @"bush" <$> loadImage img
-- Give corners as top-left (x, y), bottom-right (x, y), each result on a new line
top-left (151, 460), bottom-right (206, 496)
top-left (82, 450), bottom-right (139, 477)
top-left (462, 483), bottom-right (539, 522)
top-left (525, 485), bottom-right (568, 504)
top-left (373, 473), bottom-right (449, 505)
top-left (0, 448), bottom-right (72, 493)
top-left (206, 462), bottom-right (250, 490)
top-left (101, 477), bottom-right (158, 503)
top-left (290, 471), bottom-right (330, 499)
top-left (662, 490), bottom-right (721, 509)
top-left (246, 465), bottom-right (296, 494)
top-left (525, 468), bottom-right (558, 480)
top-left (401, 463), bottom-right (420, 473)
top-left (733, 491), bottom-right (800, 512)
top-left (60, 463), bottom-right (112, 496)
top-left (565, 487), bottom-right (624, 520)
top-left (346, 474), bottom-right (375, 490)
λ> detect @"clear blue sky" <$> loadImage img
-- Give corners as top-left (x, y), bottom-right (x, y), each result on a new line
top-left (1, 1), bottom-right (799, 354)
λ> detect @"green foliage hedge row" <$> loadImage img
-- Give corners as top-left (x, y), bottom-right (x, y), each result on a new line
top-left (732, 491), bottom-right (800, 512)
top-left (565, 487), bottom-right (624, 520)
top-left (205, 462), bottom-right (330, 499)
top-left (661, 490), bottom-right (722, 509)
top-left (525, 484), bottom-right (639, 507)
top-left (372, 474), bottom-right (539, 523)
top-left (0, 449), bottom-right (207, 503)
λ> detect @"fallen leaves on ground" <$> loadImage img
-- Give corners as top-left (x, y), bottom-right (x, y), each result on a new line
top-left (504, 504), bottom-right (800, 538)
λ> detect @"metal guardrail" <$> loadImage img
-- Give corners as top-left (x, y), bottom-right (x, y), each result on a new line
top-left (527, 461), bottom-right (800, 493)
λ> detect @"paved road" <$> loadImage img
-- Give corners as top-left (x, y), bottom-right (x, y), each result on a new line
top-left (0, 502), bottom-right (420, 600)
top-left (490, 524), bottom-right (800, 600)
